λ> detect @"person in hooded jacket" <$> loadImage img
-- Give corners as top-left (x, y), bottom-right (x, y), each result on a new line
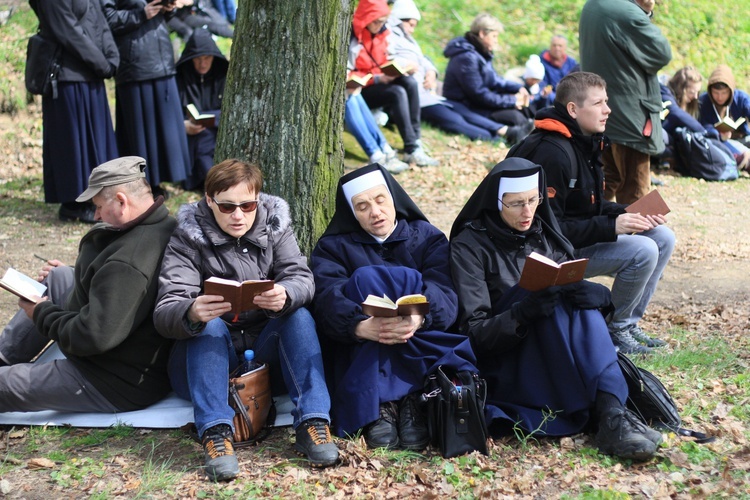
top-left (101, 0), bottom-right (192, 197)
top-left (699, 64), bottom-right (750, 146)
top-left (154, 159), bottom-right (338, 482)
top-left (310, 163), bottom-right (477, 450)
top-left (441, 13), bottom-right (533, 146)
top-left (28, 0), bottom-right (120, 223)
top-left (175, 28), bottom-right (228, 190)
top-left (386, 0), bottom-right (506, 142)
top-left (348, 0), bottom-right (438, 167)
top-left (507, 72), bottom-right (675, 354)
top-left (449, 157), bottom-right (663, 462)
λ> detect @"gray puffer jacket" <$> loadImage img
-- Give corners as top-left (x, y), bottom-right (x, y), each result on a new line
top-left (154, 193), bottom-right (314, 352)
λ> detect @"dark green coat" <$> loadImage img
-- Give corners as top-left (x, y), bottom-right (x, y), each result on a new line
top-left (579, 0), bottom-right (672, 155)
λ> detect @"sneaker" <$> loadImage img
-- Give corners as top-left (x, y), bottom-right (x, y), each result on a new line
top-left (294, 418), bottom-right (339, 467)
top-left (398, 394), bottom-right (429, 451)
top-left (364, 402), bottom-right (399, 449)
top-left (382, 144), bottom-right (398, 162)
top-left (201, 424), bottom-right (239, 482)
top-left (383, 156), bottom-right (410, 174)
top-left (503, 121), bottom-right (534, 147)
top-left (369, 150), bottom-right (386, 164)
top-left (629, 325), bottom-right (666, 348)
top-left (610, 327), bottom-right (653, 355)
top-left (595, 407), bottom-right (658, 461)
top-left (403, 147), bottom-right (439, 167)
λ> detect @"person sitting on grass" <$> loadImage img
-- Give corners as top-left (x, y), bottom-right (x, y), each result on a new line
top-left (507, 72), bottom-right (674, 354)
top-left (310, 163), bottom-right (477, 451)
top-left (0, 157), bottom-right (176, 419)
top-left (154, 159), bottom-right (338, 482)
top-left (449, 157), bottom-right (663, 462)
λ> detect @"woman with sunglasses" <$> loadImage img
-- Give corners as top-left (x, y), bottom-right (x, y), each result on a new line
top-left (449, 157), bottom-right (662, 461)
top-left (154, 159), bottom-right (338, 482)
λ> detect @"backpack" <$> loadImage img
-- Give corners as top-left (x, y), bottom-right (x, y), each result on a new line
top-left (672, 128), bottom-right (739, 181)
top-left (617, 352), bottom-right (714, 443)
top-left (507, 131), bottom-right (580, 187)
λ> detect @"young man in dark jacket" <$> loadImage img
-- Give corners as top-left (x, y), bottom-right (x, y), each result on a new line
top-left (0, 156), bottom-right (177, 413)
top-left (508, 72), bottom-right (675, 354)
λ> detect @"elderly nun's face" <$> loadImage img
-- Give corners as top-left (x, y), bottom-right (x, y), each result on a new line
top-left (351, 184), bottom-right (396, 238)
top-left (499, 187), bottom-right (540, 232)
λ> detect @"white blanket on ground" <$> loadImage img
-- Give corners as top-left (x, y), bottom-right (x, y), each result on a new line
top-left (0, 343), bottom-right (293, 428)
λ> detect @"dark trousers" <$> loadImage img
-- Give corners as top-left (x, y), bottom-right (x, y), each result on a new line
top-left (361, 76), bottom-right (421, 153)
top-left (489, 108), bottom-right (528, 127)
top-left (422, 102), bottom-right (502, 141)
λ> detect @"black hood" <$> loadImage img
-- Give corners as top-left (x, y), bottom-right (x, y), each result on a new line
top-left (450, 157), bottom-right (574, 257)
top-left (322, 163), bottom-right (428, 237)
top-left (176, 28), bottom-right (228, 74)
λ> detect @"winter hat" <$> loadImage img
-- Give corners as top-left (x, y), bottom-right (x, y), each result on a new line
top-left (523, 54), bottom-right (545, 81)
top-left (390, 0), bottom-right (421, 21)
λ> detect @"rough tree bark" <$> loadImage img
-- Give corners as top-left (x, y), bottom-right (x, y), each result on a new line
top-left (215, 0), bottom-right (353, 254)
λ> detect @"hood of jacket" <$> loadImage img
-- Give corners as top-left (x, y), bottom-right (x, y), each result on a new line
top-left (352, 0), bottom-right (391, 41)
top-left (534, 102), bottom-right (608, 155)
top-left (176, 28), bottom-right (228, 74)
top-left (444, 33), bottom-right (491, 61)
top-left (175, 192), bottom-right (291, 249)
top-left (707, 64), bottom-right (736, 104)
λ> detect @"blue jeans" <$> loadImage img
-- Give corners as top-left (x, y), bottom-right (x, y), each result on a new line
top-left (575, 224), bottom-right (675, 332)
top-left (345, 93), bottom-right (388, 158)
top-left (168, 308), bottom-right (331, 438)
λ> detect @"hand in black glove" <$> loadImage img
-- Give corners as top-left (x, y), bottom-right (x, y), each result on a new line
top-left (511, 286), bottom-right (561, 325)
top-left (561, 281), bottom-right (612, 310)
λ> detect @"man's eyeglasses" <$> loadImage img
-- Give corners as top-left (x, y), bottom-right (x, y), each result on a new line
top-left (212, 198), bottom-right (259, 214)
top-left (500, 195), bottom-right (543, 210)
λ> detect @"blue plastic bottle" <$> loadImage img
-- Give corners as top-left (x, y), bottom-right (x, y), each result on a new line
top-left (240, 349), bottom-right (263, 376)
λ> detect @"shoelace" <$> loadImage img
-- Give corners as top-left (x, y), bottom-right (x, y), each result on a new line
top-left (400, 397), bottom-right (423, 424)
top-left (306, 421), bottom-right (332, 445)
top-left (379, 402), bottom-right (398, 424)
top-left (204, 436), bottom-right (233, 459)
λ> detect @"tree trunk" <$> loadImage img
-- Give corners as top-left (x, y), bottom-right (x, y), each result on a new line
top-left (215, 0), bottom-right (352, 254)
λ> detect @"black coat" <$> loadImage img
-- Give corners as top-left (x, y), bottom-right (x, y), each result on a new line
top-left (30, 0), bottom-right (119, 82)
top-left (514, 104), bottom-right (627, 249)
top-left (101, 0), bottom-right (177, 85)
top-left (175, 28), bottom-right (228, 116)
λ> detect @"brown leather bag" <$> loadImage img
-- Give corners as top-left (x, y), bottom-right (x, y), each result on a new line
top-left (228, 363), bottom-right (274, 446)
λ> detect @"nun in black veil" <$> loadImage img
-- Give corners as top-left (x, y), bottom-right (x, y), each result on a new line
top-left (449, 157), bottom-right (662, 461)
top-left (311, 163), bottom-right (477, 451)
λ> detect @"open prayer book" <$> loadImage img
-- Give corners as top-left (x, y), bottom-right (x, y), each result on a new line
top-left (714, 116), bottom-right (746, 134)
top-left (379, 61), bottom-right (411, 78)
top-left (518, 252), bottom-right (588, 292)
top-left (0, 267), bottom-right (47, 303)
top-left (204, 277), bottom-right (274, 321)
top-left (186, 103), bottom-right (215, 128)
top-left (346, 73), bottom-right (372, 89)
top-left (361, 293), bottom-right (429, 317)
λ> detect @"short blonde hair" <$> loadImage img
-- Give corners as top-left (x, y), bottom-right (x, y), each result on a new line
top-left (470, 13), bottom-right (503, 35)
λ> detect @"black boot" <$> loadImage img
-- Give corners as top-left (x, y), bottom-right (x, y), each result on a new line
top-left (398, 393), bottom-right (429, 451)
top-left (364, 402), bottom-right (399, 449)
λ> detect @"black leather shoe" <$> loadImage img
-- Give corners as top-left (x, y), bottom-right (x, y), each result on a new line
top-left (398, 393), bottom-right (429, 451)
top-left (58, 202), bottom-right (97, 223)
top-left (364, 402), bottom-right (399, 449)
top-left (595, 407), bottom-right (658, 461)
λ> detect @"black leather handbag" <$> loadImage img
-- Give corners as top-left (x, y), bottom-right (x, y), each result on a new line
top-left (421, 366), bottom-right (489, 458)
top-left (25, 33), bottom-right (61, 98)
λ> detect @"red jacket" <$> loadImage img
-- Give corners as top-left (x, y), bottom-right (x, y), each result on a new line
top-left (349, 0), bottom-right (391, 84)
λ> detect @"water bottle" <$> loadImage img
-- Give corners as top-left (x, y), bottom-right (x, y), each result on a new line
top-left (239, 349), bottom-right (263, 377)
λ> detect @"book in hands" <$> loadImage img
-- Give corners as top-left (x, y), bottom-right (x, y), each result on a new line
top-left (625, 189), bottom-right (671, 217)
top-left (361, 293), bottom-right (429, 317)
top-left (346, 73), bottom-right (372, 89)
top-left (518, 252), bottom-right (588, 292)
top-left (204, 277), bottom-right (275, 320)
top-left (0, 267), bottom-right (47, 303)
top-left (186, 103), bottom-right (216, 128)
top-left (714, 116), bottom-right (746, 134)
top-left (379, 61), bottom-right (411, 78)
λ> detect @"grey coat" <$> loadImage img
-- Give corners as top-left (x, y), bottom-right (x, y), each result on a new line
top-left (154, 193), bottom-right (314, 351)
top-left (579, 0), bottom-right (672, 155)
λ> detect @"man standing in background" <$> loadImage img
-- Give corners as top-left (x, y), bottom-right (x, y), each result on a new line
top-left (579, 0), bottom-right (672, 203)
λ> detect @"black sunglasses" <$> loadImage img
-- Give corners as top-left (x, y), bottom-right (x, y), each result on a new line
top-left (212, 197), bottom-right (259, 214)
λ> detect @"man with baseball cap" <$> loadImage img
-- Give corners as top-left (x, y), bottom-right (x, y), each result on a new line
top-left (0, 156), bottom-right (178, 414)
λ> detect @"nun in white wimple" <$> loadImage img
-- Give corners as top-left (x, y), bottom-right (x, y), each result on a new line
top-left (449, 157), bottom-right (662, 461)
top-left (311, 163), bottom-right (477, 451)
